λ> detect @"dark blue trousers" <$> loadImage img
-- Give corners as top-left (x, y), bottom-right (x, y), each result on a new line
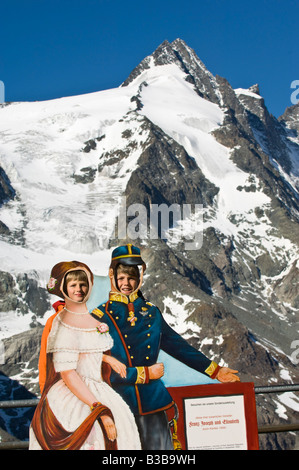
top-left (135, 411), bottom-right (174, 450)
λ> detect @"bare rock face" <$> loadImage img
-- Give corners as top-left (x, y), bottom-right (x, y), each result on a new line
top-left (124, 116), bottom-right (219, 210)
top-left (0, 167), bottom-right (15, 207)
top-left (272, 260), bottom-right (299, 308)
top-left (0, 271), bottom-right (50, 316)
top-left (279, 103), bottom-right (299, 135)
top-left (0, 328), bottom-right (42, 442)
top-left (1, 327), bottom-right (43, 383)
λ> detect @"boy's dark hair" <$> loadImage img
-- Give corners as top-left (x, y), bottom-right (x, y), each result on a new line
top-left (116, 263), bottom-right (140, 279)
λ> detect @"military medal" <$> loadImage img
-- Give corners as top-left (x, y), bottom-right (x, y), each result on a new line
top-left (140, 307), bottom-right (149, 316)
top-left (127, 302), bottom-right (137, 326)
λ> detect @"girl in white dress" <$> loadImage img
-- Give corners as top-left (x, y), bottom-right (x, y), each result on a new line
top-left (29, 261), bottom-right (141, 450)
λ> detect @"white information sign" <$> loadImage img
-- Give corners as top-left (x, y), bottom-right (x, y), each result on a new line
top-left (184, 394), bottom-right (248, 450)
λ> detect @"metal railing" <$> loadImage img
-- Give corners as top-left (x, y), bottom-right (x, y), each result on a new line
top-left (254, 384), bottom-right (299, 435)
top-left (0, 384), bottom-right (298, 450)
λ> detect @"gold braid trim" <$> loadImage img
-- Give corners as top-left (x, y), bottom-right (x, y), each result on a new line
top-left (172, 419), bottom-right (182, 450)
top-left (109, 291), bottom-right (139, 304)
top-left (135, 366), bottom-right (149, 384)
top-left (205, 360), bottom-right (219, 378)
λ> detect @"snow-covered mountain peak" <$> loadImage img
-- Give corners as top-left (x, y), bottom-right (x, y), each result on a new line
top-left (122, 38), bottom-right (222, 106)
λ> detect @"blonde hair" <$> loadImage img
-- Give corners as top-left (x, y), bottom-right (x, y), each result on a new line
top-left (63, 270), bottom-right (89, 296)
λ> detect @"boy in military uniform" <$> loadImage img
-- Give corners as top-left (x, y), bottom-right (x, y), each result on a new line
top-left (91, 244), bottom-right (240, 450)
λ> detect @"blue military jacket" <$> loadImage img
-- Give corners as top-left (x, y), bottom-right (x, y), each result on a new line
top-left (91, 292), bottom-right (217, 416)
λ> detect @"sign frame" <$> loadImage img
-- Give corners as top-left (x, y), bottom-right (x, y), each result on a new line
top-left (167, 382), bottom-right (259, 450)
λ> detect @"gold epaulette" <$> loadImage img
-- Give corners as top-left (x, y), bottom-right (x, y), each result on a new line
top-left (91, 307), bottom-right (104, 319)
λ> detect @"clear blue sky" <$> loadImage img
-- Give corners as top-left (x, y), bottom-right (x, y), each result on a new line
top-left (0, 0), bottom-right (297, 117)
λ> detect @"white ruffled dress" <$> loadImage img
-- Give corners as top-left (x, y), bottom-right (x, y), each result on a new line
top-left (29, 314), bottom-right (141, 450)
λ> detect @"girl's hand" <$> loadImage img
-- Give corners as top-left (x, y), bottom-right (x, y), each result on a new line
top-left (103, 355), bottom-right (127, 378)
top-left (101, 415), bottom-right (117, 441)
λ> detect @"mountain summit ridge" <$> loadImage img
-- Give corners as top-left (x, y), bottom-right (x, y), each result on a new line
top-left (122, 38), bottom-right (222, 106)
